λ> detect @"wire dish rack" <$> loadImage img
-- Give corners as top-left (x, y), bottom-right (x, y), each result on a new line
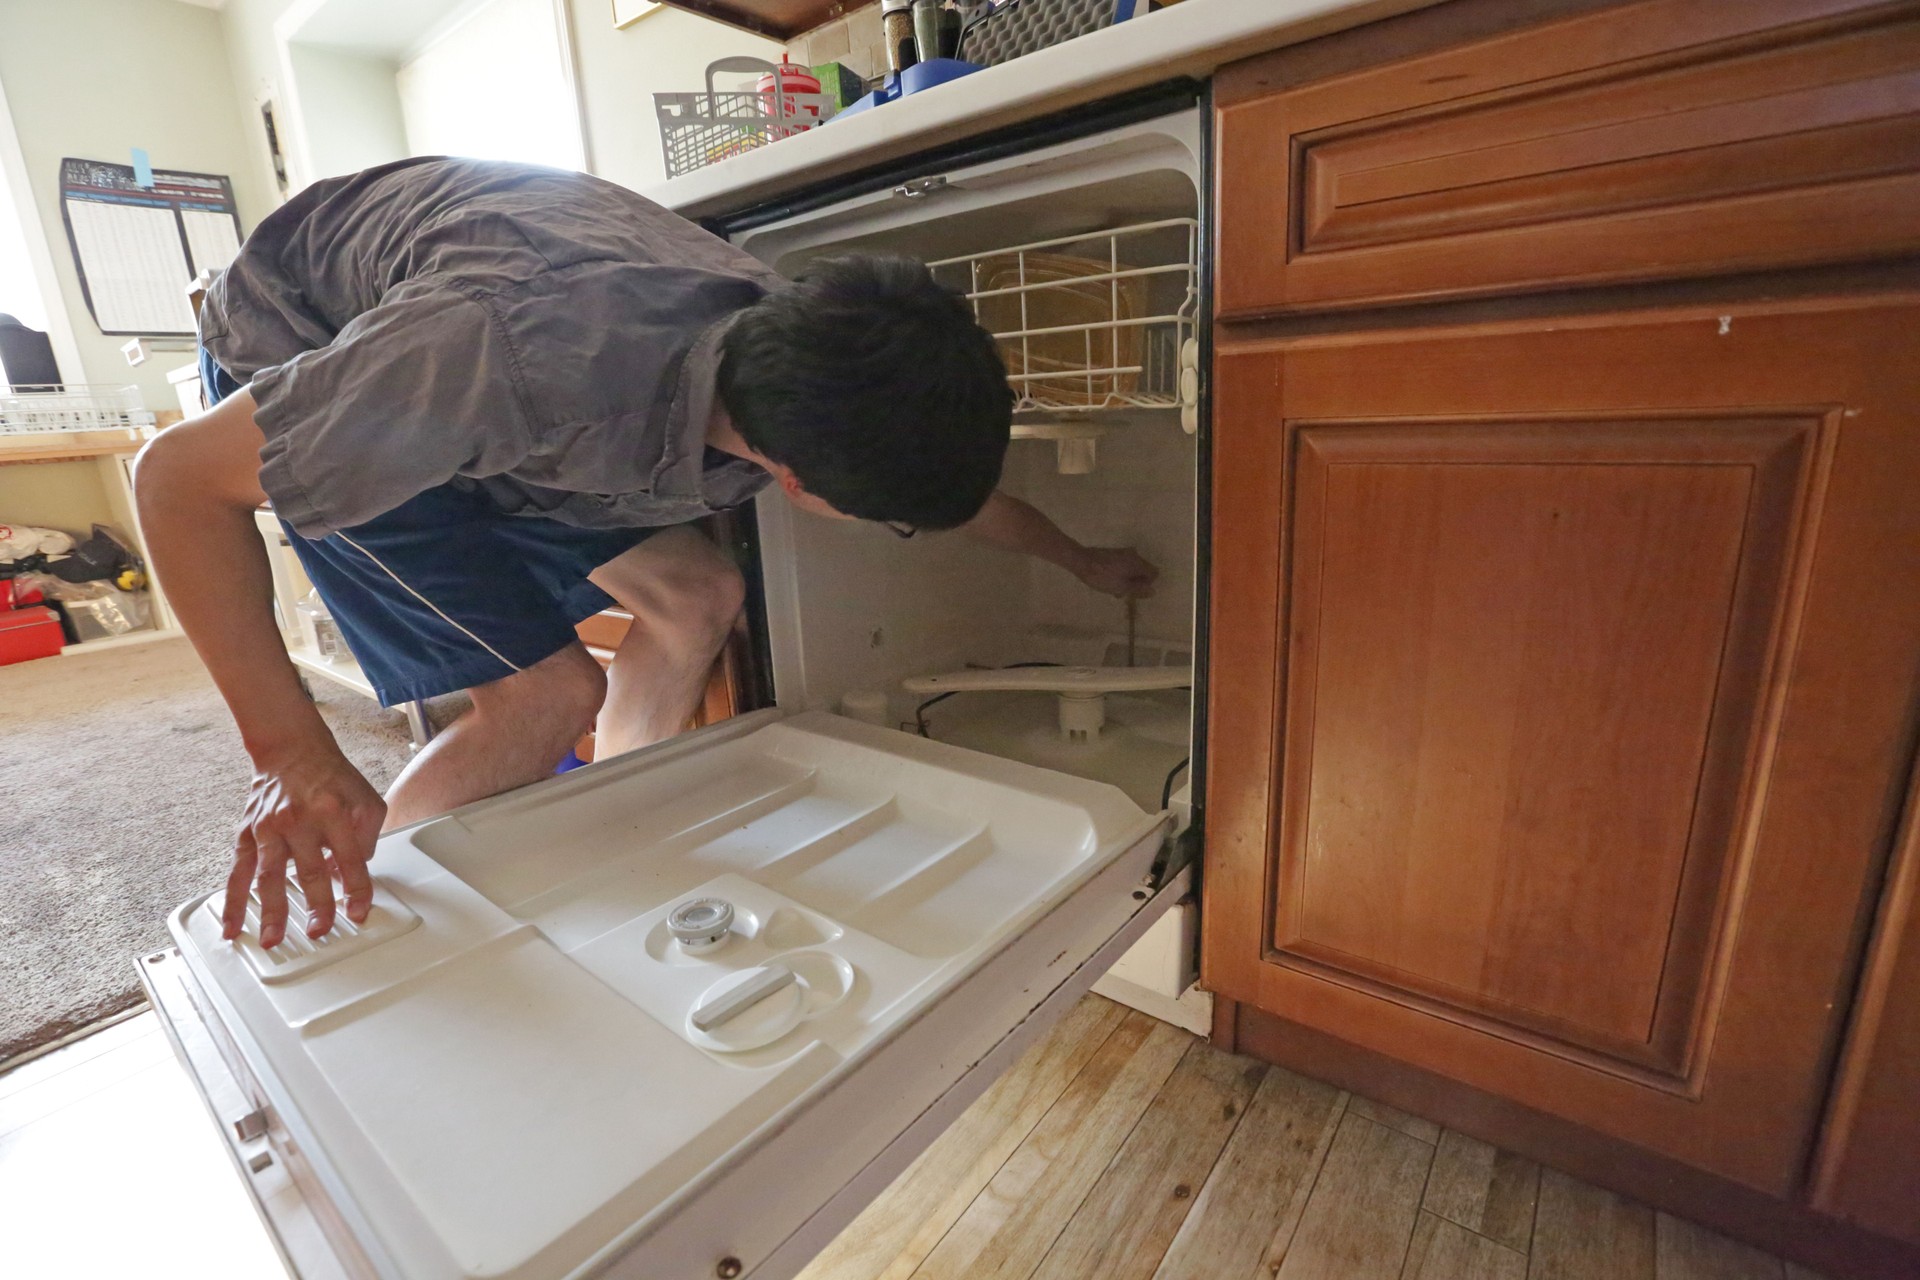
top-left (0, 385), bottom-right (156, 437)
top-left (928, 219), bottom-right (1199, 416)
top-left (655, 57), bottom-right (839, 181)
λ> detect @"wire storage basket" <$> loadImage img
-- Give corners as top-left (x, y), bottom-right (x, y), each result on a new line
top-left (655, 56), bottom-right (838, 181)
top-left (928, 219), bottom-right (1199, 416)
top-left (0, 384), bottom-right (156, 438)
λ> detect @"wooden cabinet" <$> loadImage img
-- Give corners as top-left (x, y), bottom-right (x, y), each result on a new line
top-left (1216, 0), bottom-right (1920, 318)
top-left (630, 0), bottom-right (841, 40)
top-left (1812, 755), bottom-right (1920, 1245)
top-left (1205, 302), bottom-right (1920, 1197)
top-left (1204, 1), bottom-right (1920, 1270)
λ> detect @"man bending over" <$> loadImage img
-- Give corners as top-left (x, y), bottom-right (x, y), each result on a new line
top-left (136, 158), bottom-right (1156, 952)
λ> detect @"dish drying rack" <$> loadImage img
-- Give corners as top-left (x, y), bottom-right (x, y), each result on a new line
top-left (0, 385), bottom-right (156, 439)
top-left (654, 57), bottom-right (839, 181)
top-left (929, 218), bottom-right (1199, 421)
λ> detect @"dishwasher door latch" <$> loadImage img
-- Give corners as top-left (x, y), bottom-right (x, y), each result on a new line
top-left (892, 175), bottom-right (950, 200)
top-left (233, 1107), bottom-right (270, 1144)
top-left (1149, 821), bottom-right (1201, 894)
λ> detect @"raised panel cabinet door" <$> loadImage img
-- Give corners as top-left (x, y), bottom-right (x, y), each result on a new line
top-left (1202, 298), bottom-right (1920, 1196)
top-left (1810, 752), bottom-right (1920, 1245)
top-left (1215, 0), bottom-right (1920, 317)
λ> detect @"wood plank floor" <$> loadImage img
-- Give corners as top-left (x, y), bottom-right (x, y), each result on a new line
top-left (0, 995), bottom-right (1822, 1280)
top-left (799, 996), bottom-right (1819, 1280)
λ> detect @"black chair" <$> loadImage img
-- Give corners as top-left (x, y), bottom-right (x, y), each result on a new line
top-left (0, 314), bottom-right (61, 390)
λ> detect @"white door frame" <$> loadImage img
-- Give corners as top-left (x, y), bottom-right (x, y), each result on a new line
top-left (0, 72), bottom-right (91, 386)
top-left (272, 0), bottom-right (593, 191)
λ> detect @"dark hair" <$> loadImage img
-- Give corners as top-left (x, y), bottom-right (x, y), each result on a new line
top-left (718, 254), bottom-right (1012, 530)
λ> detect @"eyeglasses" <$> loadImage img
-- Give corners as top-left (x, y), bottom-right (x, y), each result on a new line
top-left (881, 521), bottom-right (917, 540)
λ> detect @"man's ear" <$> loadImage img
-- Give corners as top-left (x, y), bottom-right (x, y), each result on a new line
top-left (769, 464), bottom-right (856, 521)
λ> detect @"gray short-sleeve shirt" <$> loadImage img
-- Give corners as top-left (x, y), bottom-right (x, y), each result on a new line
top-left (199, 156), bottom-right (780, 539)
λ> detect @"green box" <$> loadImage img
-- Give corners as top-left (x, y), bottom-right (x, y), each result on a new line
top-left (811, 62), bottom-right (869, 112)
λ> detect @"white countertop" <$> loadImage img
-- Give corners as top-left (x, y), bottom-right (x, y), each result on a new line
top-left (643, 0), bottom-right (1442, 219)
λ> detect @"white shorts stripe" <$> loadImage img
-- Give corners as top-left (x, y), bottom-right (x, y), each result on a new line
top-left (333, 531), bottom-right (525, 674)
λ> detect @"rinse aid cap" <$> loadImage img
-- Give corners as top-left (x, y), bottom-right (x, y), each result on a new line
top-left (668, 897), bottom-right (736, 953)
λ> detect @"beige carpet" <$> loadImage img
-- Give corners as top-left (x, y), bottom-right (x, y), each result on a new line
top-left (0, 637), bottom-right (466, 1066)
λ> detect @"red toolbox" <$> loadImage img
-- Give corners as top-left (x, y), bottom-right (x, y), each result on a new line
top-left (0, 605), bottom-right (64, 665)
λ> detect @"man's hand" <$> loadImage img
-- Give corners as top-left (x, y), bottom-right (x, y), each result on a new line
top-left (226, 746), bottom-right (385, 947)
top-left (1074, 546), bottom-right (1159, 599)
top-left (960, 492), bottom-right (1162, 599)
top-left (136, 390), bottom-right (383, 949)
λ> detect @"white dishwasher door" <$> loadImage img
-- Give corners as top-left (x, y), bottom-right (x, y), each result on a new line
top-left (147, 708), bottom-right (1177, 1280)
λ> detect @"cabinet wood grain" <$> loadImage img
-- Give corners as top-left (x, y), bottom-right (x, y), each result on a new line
top-left (642, 0), bottom-right (841, 40)
top-left (1216, 0), bottom-right (1920, 316)
top-left (1808, 751), bottom-right (1920, 1246)
top-left (1275, 417), bottom-right (1810, 1075)
top-left (1202, 299), bottom-right (1920, 1195)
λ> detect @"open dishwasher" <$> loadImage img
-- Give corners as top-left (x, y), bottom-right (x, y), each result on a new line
top-left (141, 99), bottom-right (1208, 1280)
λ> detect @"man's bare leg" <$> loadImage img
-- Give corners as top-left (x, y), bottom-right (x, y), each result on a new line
top-left (588, 526), bottom-right (745, 760)
top-left (381, 643), bottom-right (606, 829)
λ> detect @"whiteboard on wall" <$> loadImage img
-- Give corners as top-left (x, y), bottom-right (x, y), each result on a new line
top-left (58, 158), bottom-right (244, 337)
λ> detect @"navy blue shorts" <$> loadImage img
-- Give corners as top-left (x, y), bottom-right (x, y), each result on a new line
top-left (204, 351), bottom-right (657, 706)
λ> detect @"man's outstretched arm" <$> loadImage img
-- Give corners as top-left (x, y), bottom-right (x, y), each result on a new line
top-left (959, 490), bottom-right (1160, 598)
top-left (134, 390), bottom-right (383, 949)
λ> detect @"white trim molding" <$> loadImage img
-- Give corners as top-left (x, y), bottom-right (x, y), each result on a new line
top-left (0, 71), bottom-right (90, 385)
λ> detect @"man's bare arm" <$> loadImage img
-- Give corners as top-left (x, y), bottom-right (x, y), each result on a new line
top-left (134, 391), bottom-right (383, 947)
top-left (959, 490), bottom-right (1158, 598)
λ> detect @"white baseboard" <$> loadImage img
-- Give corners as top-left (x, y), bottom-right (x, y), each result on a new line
top-left (1091, 973), bottom-right (1213, 1036)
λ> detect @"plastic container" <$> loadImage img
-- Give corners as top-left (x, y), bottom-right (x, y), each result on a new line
top-left (833, 58), bottom-right (984, 121)
top-left (64, 589), bottom-right (150, 641)
top-left (882, 0), bottom-right (917, 73)
top-left (0, 605), bottom-right (63, 664)
top-left (756, 58), bottom-right (822, 120)
top-left (296, 591), bottom-right (346, 662)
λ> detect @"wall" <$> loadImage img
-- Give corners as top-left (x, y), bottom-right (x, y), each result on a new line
top-left (397, 0), bottom-right (584, 169)
top-left (285, 43), bottom-right (409, 180)
top-left (0, 0), bottom-right (270, 406)
top-left (564, 2), bottom-right (779, 192)
top-left (216, 0), bottom-right (304, 208)
top-left (786, 1), bottom-right (887, 82)
top-left (0, 133), bottom-right (50, 334)
top-left (220, 0), bottom-right (777, 198)
top-left (0, 459), bottom-right (115, 536)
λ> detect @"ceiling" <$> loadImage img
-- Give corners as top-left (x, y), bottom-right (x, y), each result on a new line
top-left (283, 0), bottom-right (498, 60)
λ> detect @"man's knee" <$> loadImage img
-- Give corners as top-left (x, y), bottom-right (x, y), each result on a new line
top-left (678, 551), bottom-right (746, 637)
top-left (471, 643), bottom-right (606, 742)
top-left (601, 533), bottom-right (745, 649)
